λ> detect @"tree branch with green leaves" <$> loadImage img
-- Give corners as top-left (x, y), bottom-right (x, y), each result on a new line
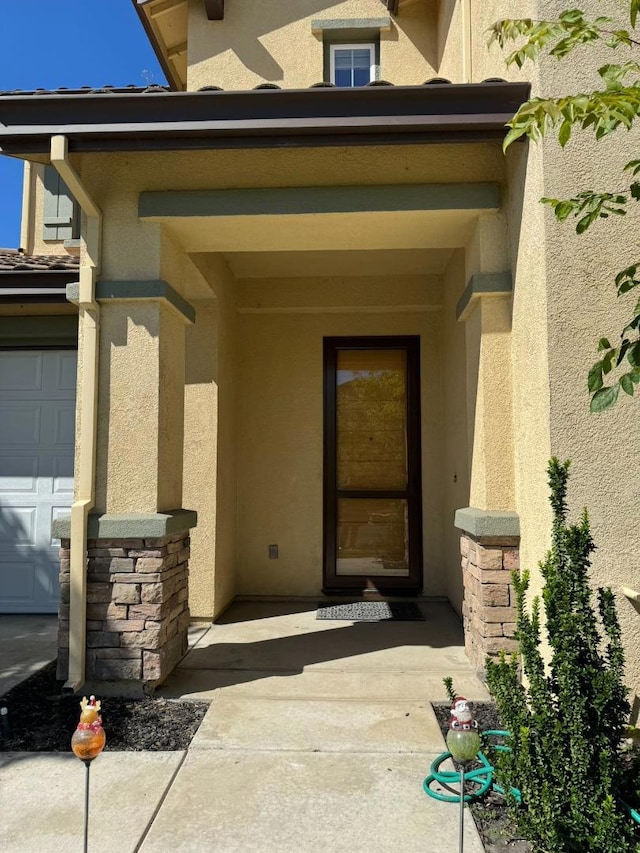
top-left (489, 5), bottom-right (640, 411)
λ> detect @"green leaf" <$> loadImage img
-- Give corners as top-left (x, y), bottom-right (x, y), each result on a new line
top-left (558, 120), bottom-right (572, 146)
top-left (620, 373), bottom-right (635, 395)
top-left (628, 341), bottom-right (640, 368)
top-left (590, 384), bottom-right (620, 412)
top-left (632, 0), bottom-right (640, 28)
top-left (502, 124), bottom-right (529, 151)
top-left (598, 337), bottom-right (611, 351)
top-left (588, 363), bottom-right (604, 392)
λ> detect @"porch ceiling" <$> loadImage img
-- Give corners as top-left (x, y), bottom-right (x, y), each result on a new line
top-left (155, 208), bottom-right (487, 254)
top-left (223, 248), bottom-right (453, 278)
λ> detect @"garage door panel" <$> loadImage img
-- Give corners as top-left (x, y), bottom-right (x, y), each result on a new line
top-left (53, 456), bottom-right (74, 494)
top-left (0, 350), bottom-right (76, 613)
top-left (0, 352), bottom-right (43, 392)
top-left (0, 404), bottom-right (41, 445)
top-left (0, 456), bottom-right (39, 493)
top-left (0, 561), bottom-right (35, 602)
top-left (53, 406), bottom-right (75, 446)
top-left (56, 352), bottom-right (78, 391)
top-left (0, 507), bottom-right (37, 546)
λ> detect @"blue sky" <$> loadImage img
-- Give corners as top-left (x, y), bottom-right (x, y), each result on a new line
top-left (0, 0), bottom-right (166, 248)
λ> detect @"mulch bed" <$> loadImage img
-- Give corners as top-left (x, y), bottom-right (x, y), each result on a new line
top-left (0, 661), bottom-right (209, 752)
top-left (432, 702), bottom-right (533, 853)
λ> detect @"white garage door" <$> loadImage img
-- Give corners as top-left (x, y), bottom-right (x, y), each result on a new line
top-left (0, 350), bottom-right (76, 613)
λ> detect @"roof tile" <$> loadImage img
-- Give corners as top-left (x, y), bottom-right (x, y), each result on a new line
top-left (0, 249), bottom-right (80, 273)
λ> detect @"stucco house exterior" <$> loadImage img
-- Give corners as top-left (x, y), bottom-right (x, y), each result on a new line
top-left (0, 0), bottom-right (638, 702)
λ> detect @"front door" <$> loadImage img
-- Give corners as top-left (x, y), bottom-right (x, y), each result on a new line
top-left (323, 336), bottom-right (422, 593)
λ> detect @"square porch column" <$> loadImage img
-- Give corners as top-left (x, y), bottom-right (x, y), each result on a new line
top-left (455, 267), bottom-right (520, 671)
top-left (54, 280), bottom-right (197, 695)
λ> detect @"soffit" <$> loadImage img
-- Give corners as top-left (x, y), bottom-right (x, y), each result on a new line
top-left (134, 0), bottom-right (188, 90)
top-left (224, 248), bottom-right (452, 278)
top-left (160, 209), bottom-right (491, 254)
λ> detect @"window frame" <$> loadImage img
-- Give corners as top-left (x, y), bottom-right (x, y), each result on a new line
top-left (329, 42), bottom-right (376, 87)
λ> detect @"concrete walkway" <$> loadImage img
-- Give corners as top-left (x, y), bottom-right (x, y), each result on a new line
top-left (1, 601), bottom-right (490, 852)
top-left (0, 614), bottom-right (57, 696)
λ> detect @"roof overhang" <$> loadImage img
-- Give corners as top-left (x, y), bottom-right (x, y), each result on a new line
top-left (133, 0), bottom-right (188, 91)
top-left (0, 270), bottom-right (79, 303)
top-left (0, 82), bottom-right (531, 155)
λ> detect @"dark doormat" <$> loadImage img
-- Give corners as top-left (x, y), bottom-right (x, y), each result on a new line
top-left (316, 601), bottom-right (425, 621)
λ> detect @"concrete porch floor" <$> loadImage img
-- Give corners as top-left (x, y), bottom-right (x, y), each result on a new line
top-left (162, 599), bottom-right (490, 703)
top-left (142, 599), bottom-right (489, 852)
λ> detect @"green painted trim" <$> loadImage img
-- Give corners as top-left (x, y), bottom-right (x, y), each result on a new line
top-left (52, 509), bottom-right (198, 540)
top-left (311, 17), bottom-right (392, 33)
top-left (454, 507), bottom-right (520, 538)
top-left (139, 184), bottom-right (501, 219)
top-left (0, 315), bottom-right (78, 348)
top-left (456, 272), bottom-right (512, 321)
top-left (66, 279), bottom-right (195, 324)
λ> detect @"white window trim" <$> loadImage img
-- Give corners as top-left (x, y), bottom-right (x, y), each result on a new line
top-left (329, 43), bottom-right (376, 87)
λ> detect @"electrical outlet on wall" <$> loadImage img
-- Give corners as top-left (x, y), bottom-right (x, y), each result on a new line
top-left (269, 544), bottom-right (278, 559)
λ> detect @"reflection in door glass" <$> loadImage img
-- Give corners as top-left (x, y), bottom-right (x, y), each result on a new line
top-left (336, 498), bottom-right (409, 576)
top-left (336, 350), bottom-right (407, 491)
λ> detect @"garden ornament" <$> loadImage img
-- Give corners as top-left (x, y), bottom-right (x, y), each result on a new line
top-left (445, 696), bottom-right (482, 853)
top-left (71, 695), bottom-right (106, 853)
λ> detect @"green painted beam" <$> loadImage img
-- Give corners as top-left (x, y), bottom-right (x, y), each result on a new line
top-left (139, 183), bottom-right (501, 219)
top-left (456, 271), bottom-right (512, 321)
top-left (66, 279), bottom-right (195, 324)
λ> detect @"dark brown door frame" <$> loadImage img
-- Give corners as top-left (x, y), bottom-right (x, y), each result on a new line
top-left (323, 335), bottom-right (423, 594)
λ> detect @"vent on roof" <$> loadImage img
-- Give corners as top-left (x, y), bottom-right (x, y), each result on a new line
top-left (253, 83), bottom-right (281, 90)
top-left (199, 85), bottom-right (224, 91)
top-left (424, 77), bottom-right (452, 85)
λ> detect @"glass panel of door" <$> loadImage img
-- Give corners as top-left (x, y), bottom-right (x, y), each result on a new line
top-left (324, 337), bottom-right (422, 591)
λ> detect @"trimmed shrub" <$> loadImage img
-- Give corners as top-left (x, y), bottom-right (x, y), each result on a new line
top-left (486, 458), bottom-right (635, 852)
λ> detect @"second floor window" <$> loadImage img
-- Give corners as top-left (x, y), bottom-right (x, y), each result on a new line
top-left (330, 44), bottom-right (375, 87)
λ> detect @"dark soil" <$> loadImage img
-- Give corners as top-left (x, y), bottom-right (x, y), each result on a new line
top-left (0, 661), bottom-right (209, 752)
top-left (432, 702), bottom-right (533, 853)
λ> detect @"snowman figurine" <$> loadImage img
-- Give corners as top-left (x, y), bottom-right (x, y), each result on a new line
top-left (446, 696), bottom-right (481, 763)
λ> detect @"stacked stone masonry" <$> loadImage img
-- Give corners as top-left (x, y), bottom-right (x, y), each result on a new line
top-left (57, 531), bottom-right (190, 692)
top-left (460, 533), bottom-right (519, 671)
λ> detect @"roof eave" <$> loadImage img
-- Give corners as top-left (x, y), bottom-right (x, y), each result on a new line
top-left (132, 1), bottom-right (183, 91)
top-left (0, 82), bottom-right (532, 155)
top-left (0, 270), bottom-right (79, 303)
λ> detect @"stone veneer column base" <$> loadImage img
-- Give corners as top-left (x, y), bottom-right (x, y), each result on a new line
top-left (460, 533), bottom-right (519, 671)
top-left (57, 531), bottom-right (190, 695)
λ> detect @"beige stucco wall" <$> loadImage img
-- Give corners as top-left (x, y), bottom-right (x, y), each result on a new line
top-left (441, 249), bottom-right (470, 613)
top-left (235, 273), bottom-right (446, 597)
top-left (477, 0), bottom-right (640, 703)
top-left (93, 300), bottom-right (186, 513)
top-left (187, 0), bottom-right (438, 91)
top-left (536, 7), bottom-right (640, 702)
top-left (185, 254), bottom-right (238, 619)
